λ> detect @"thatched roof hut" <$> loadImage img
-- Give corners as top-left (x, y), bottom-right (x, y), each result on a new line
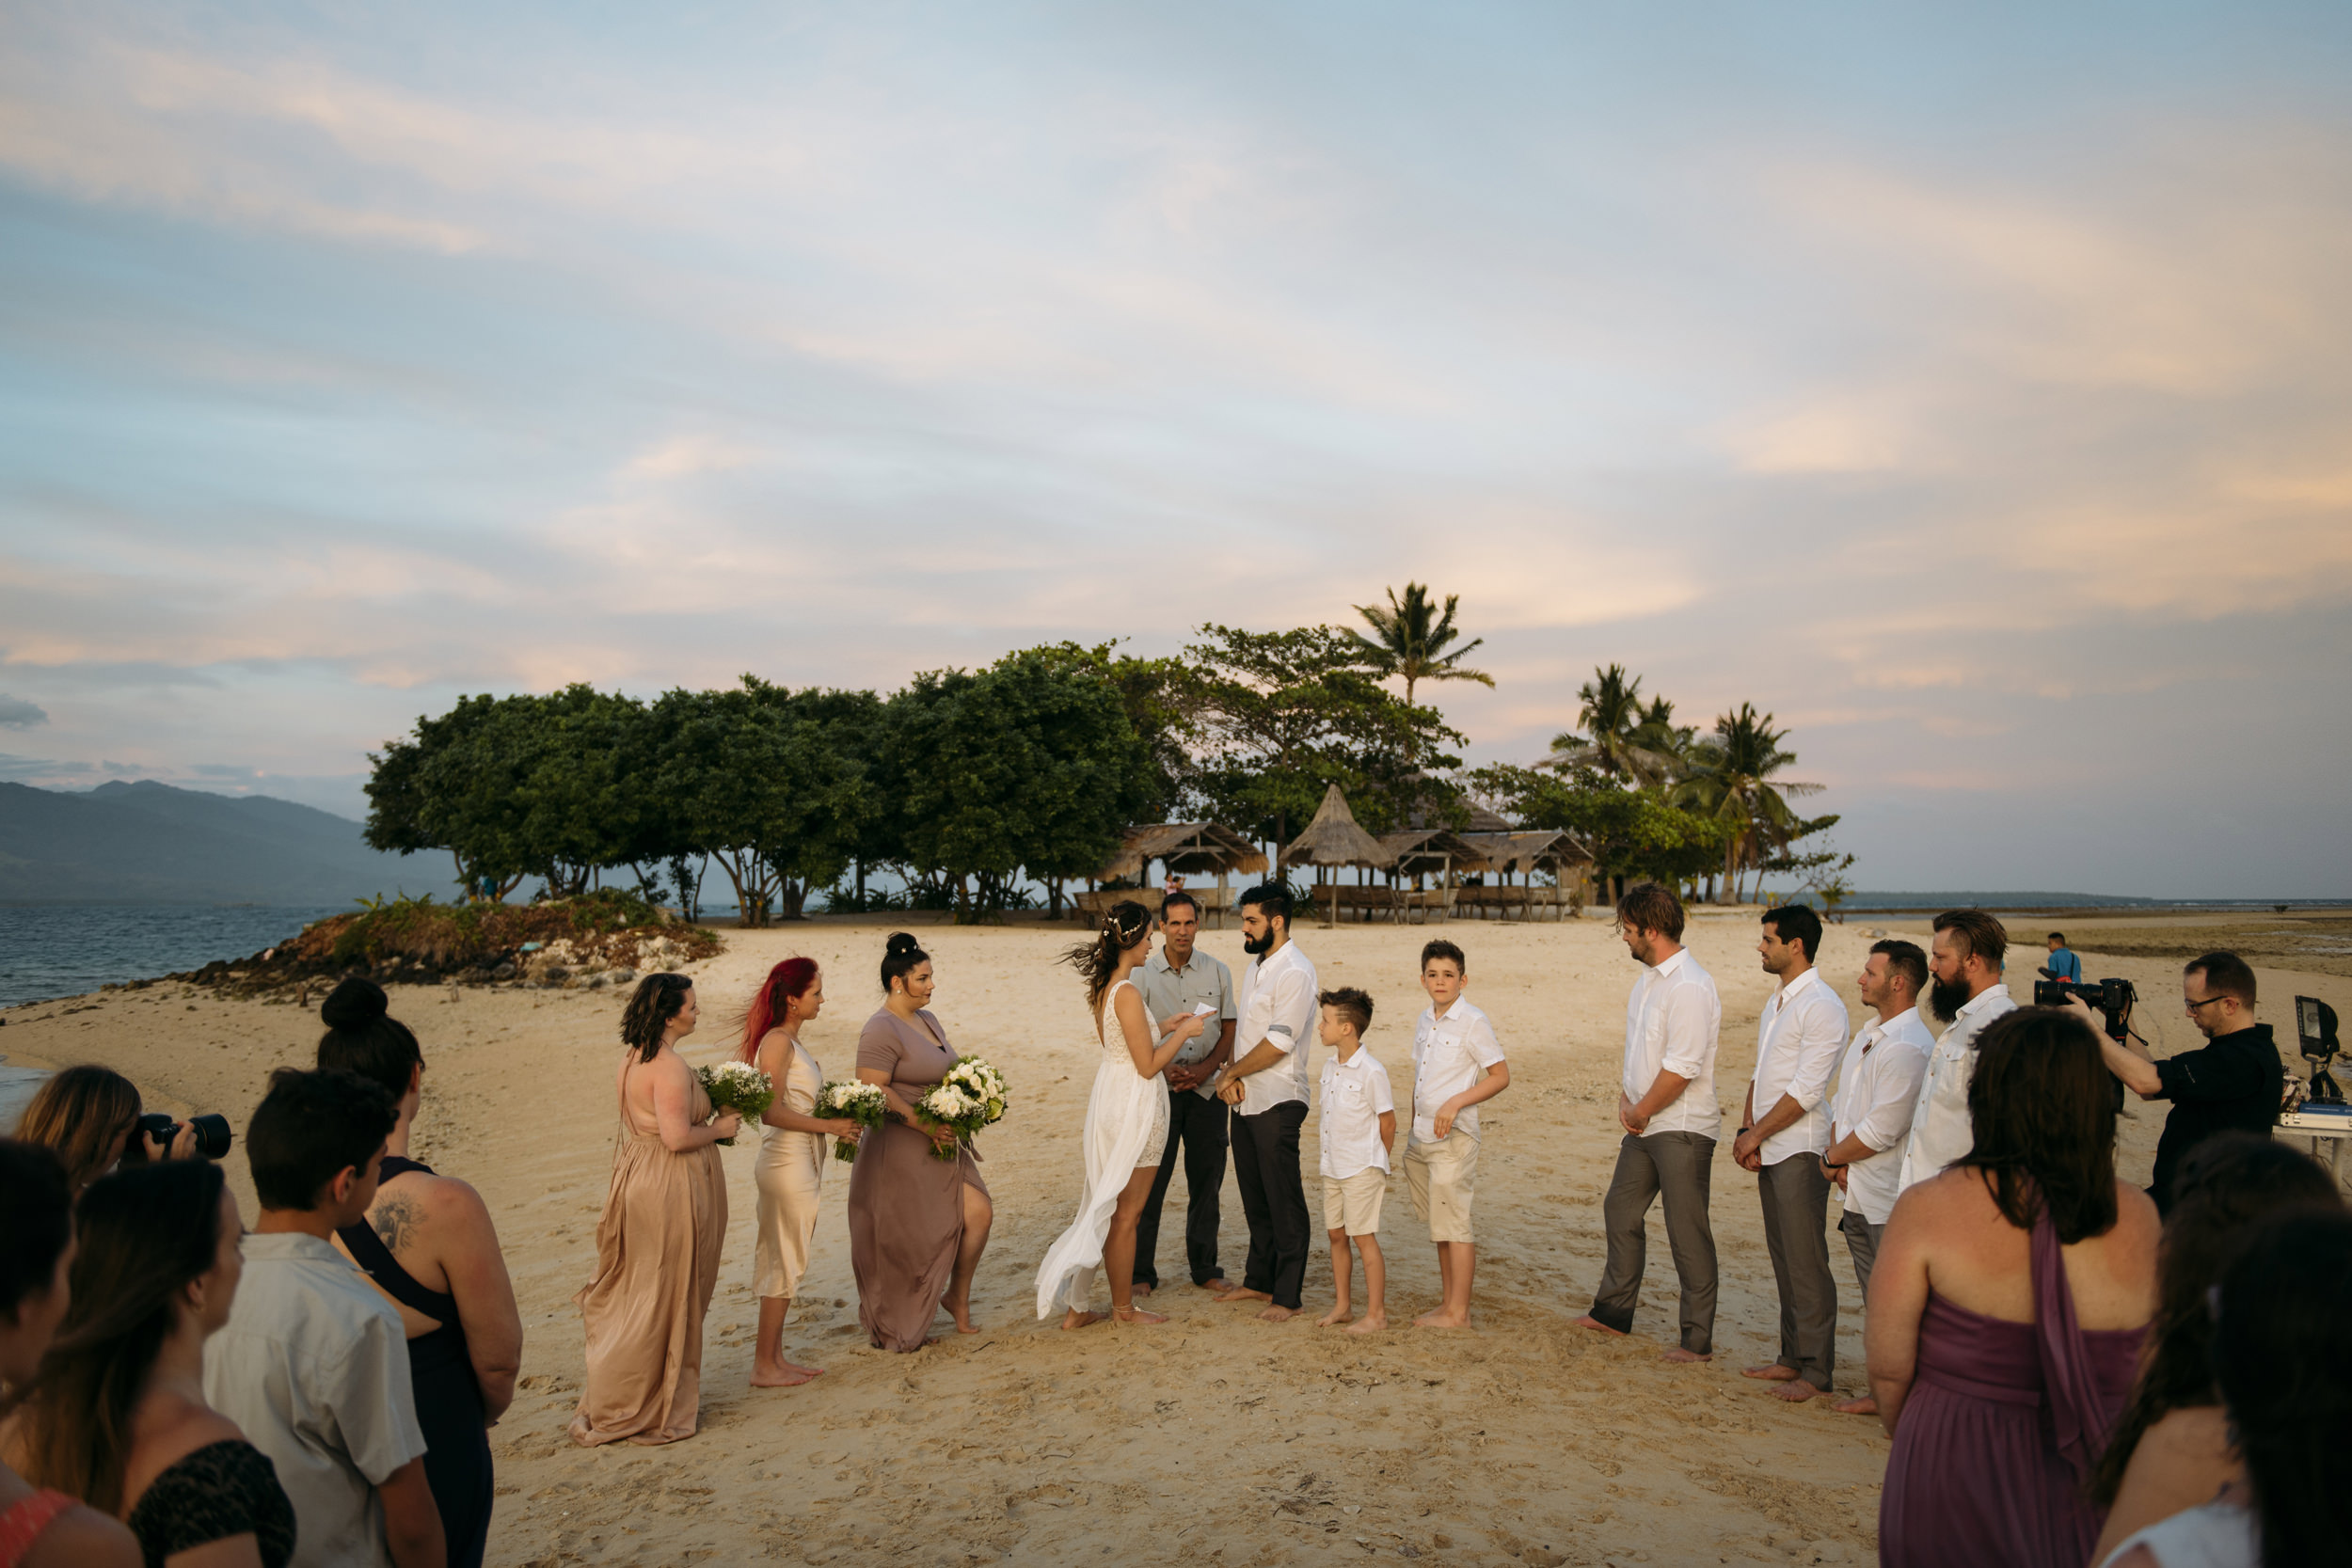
top-left (1094, 823), bottom-right (1268, 885)
top-left (1461, 829), bottom-right (1593, 879)
top-left (1377, 828), bottom-right (1488, 878)
top-left (1282, 785), bottom-right (1395, 873)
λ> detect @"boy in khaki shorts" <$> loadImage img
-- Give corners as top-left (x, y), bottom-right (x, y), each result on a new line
top-left (1313, 988), bottom-right (1394, 1333)
top-left (1405, 940), bottom-right (1511, 1328)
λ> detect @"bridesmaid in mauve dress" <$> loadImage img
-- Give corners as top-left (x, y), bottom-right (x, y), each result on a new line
top-left (849, 933), bottom-right (994, 1351)
top-left (571, 974), bottom-right (741, 1446)
top-left (1868, 1006), bottom-right (2160, 1568)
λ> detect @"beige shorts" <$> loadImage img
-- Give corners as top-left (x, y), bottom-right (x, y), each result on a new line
top-left (1321, 1167), bottom-right (1388, 1237)
top-left (1404, 1128), bottom-right (1478, 1243)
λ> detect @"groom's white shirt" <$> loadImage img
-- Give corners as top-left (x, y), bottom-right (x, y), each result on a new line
top-left (1232, 940), bottom-right (1317, 1117)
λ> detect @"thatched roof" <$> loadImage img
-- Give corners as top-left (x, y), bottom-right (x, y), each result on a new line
top-left (1095, 823), bottom-right (1269, 884)
top-left (1460, 829), bottom-right (1594, 873)
top-left (1282, 785), bottom-right (1395, 869)
top-left (1377, 828), bottom-right (1488, 874)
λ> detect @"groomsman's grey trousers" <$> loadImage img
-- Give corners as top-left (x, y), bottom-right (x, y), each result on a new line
top-left (1840, 1208), bottom-right (1884, 1302)
top-left (1588, 1131), bottom-right (1717, 1355)
top-left (1756, 1155), bottom-right (1837, 1389)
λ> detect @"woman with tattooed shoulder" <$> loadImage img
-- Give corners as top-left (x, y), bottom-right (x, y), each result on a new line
top-left (316, 976), bottom-right (522, 1568)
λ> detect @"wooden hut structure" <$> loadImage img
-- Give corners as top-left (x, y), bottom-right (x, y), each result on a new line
top-left (1375, 827), bottom-right (1486, 923)
top-left (1457, 829), bottom-right (1594, 920)
top-left (1077, 823), bottom-right (1268, 928)
top-left (1282, 785), bottom-right (1398, 926)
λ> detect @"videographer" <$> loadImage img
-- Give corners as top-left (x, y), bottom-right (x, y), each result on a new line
top-left (2067, 950), bottom-right (2285, 1214)
top-left (12, 1066), bottom-right (205, 1193)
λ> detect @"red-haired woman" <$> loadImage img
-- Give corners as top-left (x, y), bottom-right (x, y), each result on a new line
top-left (743, 958), bottom-right (866, 1386)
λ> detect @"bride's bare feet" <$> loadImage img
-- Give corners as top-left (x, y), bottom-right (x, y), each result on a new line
top-left (1214, 1286), bottom-right (1272, 1305)
top-left (1318, 1303), bottom-right (1354, 1327)
top-left (1061, 1308), bottom-right (1105, 1331)
top-left (750, 1358), bottom-right (823, 1387)
top-left (1112, 1306), bottom-right (1168, 1324)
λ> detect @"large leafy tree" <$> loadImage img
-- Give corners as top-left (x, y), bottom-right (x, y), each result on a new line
top-left (1539, 664), bottom-right (1681, 787)
top-left (1674, 702), bottom-right (1825, 903)
top-left (365, 694), bottom-right (539, 900)
top-left (1470, 762), bottom-right (1727, 904)
top-left (513, 686), bottom-right (651, 897)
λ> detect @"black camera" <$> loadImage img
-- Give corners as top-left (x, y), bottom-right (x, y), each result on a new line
top-left (2034, 977), bottom-right (2137, 1041)
top-left (136, 1111), bottom-right (233, 1161)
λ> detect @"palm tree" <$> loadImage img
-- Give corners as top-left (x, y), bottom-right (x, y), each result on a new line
top-left (1347, 582), bottom-right (1493, 712)
top-left (1674, 703), bottom-right (1821, 903)
top-left (1538, 664), bottom-right (1679, 786)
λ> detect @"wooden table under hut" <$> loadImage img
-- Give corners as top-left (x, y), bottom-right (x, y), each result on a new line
top-left (1066, 822), bottom-right (1269, 928)
top-left (1374, 827), bottom-right (1488, 923)
top-left (1454, 830), bottom-right (1594, 920)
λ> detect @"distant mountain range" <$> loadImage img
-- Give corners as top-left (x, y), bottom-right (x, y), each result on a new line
top-left (0, 781), bottom-right (447, 906)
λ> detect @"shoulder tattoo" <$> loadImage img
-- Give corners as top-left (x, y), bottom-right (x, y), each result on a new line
top-left (373, 1194), bottom-right (424, 1253)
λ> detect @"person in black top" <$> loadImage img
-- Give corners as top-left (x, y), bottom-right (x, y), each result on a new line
top-left (2076, 949), bottom-right (2285, 1213)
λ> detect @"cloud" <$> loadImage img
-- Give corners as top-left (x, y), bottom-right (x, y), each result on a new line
top-left (0, 696), bottom-right (46, 727)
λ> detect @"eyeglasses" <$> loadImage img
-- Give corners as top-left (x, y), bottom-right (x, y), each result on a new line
top-left (2184, 994), bottom-right (2230, 1012)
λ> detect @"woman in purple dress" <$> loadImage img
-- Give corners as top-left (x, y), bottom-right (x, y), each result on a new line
top-left (1868, 1007), bottom-right (2161, 1568)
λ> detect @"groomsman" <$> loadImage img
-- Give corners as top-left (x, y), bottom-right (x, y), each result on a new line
top-left (1130, 892), bottom-right (1238, 1295)
top-left (1577, 882), bottom-right (1723, 1360)
top-left (1894, 910), bottom-right (2014, 1196)
top-left (1733, 905), bottom-right (1850, 1403)
top-left (1215, 883), bottom-right (1318, 1323)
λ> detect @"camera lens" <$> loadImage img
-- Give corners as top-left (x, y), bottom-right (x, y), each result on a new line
top-left (188, 1114), bottom-right (232, 1161)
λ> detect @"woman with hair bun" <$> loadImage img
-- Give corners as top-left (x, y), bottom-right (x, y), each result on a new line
top-left (570, 974), bottom-right (739, 1445)
top-left (739, 958), bottom-right (866, 1387)
top-left (847, 935), bottom-right (993, 1351)
top-left (1034, 901), bottom-right (1203, 1330)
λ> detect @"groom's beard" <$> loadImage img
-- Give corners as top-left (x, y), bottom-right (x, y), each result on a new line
top-left (1928, 974), bottom-right (1970, 1024)
top-left (1242, 930), bottom-right (1275, 956)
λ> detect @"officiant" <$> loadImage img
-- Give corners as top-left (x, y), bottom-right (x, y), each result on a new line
top-left (1129, 891), bottom-right (1238, 1295)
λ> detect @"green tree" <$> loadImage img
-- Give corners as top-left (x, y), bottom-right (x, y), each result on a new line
top-left (1346, 583), bottom-right (1493, 726)
top-left (1469, 762), bottom-right (1726, 904)
top-left (1539, 664), bottom-right (1680, 787)
top-left (512, 686), bottom-right (651, 897)
top-left (1674, 703), bottom-right (1824, 903)
top-left (365, 694), bottom-right (539, 901)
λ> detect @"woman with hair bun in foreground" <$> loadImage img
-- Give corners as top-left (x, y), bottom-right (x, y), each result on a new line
top-left (848, 934), bottom-right (993, 1351)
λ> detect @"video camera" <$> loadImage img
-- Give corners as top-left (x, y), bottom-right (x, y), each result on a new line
top-left (136, 1111), bottom-right (233, 1161)
top-left (2033, 977), bottom-right (2137, 1042)
top-left (2295, 995), bottom-right (2342, 1105)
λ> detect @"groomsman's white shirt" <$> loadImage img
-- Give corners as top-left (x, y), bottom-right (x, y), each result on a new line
top-left (1828, 1006), bottom-right (1935, 1225)
top-left (1232, 941), bottom-right (1317, 1117)
top-left (1318, 1051), bottom-right (1395, 1179)
top-left (1748, 967), bottom-right (1851, 1165)
top-left (1409, 998), bottom-right (1508, 1147)
top-left (1622, 947), bottom-right (1723, 1139)
top-left (1894, 984), bottom-right (2016, 1195)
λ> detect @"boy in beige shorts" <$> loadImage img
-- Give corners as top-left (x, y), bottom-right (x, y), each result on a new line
top-left (1313, 988), bottom-right (1394, 1333)
top-left (1405, 940), bottom-right (1511, 1328)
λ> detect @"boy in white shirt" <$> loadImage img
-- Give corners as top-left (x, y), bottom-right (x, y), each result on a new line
top-left (1313, 988), bottom-right (1394, 1334)
top-left (1405, 941), bottom-right (1511, 1329)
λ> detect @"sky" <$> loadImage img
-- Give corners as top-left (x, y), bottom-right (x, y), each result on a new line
top-left (2, 1), bottom-right (2349, 898)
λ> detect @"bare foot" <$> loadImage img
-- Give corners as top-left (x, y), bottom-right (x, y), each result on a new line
top-left (1257, 1305), bottom-right (1297, 1323)
top-left (940, 1295), bottom-right (980, 1335)
top-left (1833, 1395), bottom-right (1879, 1417)
top-left (1742, 1363), bottom-right (1802, 1382)
top-left (1413, 1307), bottom-right (1471, 1329)
top-left (1661, 1347), bottom-right (1712, 1363)
top-left (1199, 1276), bottom-right (1232, 1292)
top-left (1130, 1282), bottom-right (1154, 1298)
top-left (1343, 1312), bottom-right (1389, 1335)
top-left (1215, 1286), bottom-right (1273, 1305)
top-left (1571, 1315), bottom-right (1627, 1337)
top-left (1772, 1379), bottom-right (1822, 1403)
top-left (1113, 1306), bottom-right (1168, 1325)
top-left (1060, 1309), bottom-right (1104, 1331)
top-left (750, 1361), bottom-right (823, 1387)
top-left (1318, 1303), bottom-right (1354, 1327)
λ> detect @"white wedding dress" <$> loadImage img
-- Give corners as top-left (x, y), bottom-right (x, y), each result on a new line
top-left (1033, 977), bottom-right (1172, 1318)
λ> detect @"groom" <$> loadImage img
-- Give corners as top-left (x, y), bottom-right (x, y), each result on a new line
top-left (1215, 882), bottom-right (1318, 1323)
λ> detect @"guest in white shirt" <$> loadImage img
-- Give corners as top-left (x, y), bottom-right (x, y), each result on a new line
top-left (1819, 938), bottom-right (1933, 1417)
top-left (1733, 905), bottom-right (1851, 1402)
top-left (1312, 989), bottom-right (1394, 1334)
top-left (1893, 910), bottom-right (2016, 1196)
top-left (1213, 884), bottom-right (1319, 1322)
top-left (1576, 883), bottom-right (1723, 1361)
top-left (203, 1069), bottom-right (444, 1568)
top-left (1404, 940), bottom-right (1510, 1330)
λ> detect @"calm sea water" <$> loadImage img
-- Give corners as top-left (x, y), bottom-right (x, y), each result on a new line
top-left (0, 906), bottom-right (352, 1009)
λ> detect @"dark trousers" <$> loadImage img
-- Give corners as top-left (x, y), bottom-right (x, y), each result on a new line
top-left (1840, 1207), bottom-right (1884, 1305)
top-left (1589, 1131), bottom-right (1717, 1354)
top-left (1132, 1086), bottom-right (1229, 1289)
top-left (1230, 1101), bottom-right (1311, 1309)
top-left (1757, 1155), bottom-right (1837, 1388)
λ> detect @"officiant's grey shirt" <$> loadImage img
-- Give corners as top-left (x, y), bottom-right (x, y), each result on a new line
top-left (1137, 946), bottom-right (1236, 1100)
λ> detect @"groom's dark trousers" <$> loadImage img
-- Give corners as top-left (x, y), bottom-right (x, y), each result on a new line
top-left (1230, 1101), bottom-right (1310, 1309)
top-left (1132, 1086), bottom-right (1229, 1290)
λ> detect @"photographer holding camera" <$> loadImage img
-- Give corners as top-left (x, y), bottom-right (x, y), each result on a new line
top-left (2066, 950), bottom-right (2285, 1214)
top-left (11, 1066), bottom-right (221, 1193)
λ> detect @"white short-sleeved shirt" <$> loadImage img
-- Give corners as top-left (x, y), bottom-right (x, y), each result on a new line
top-left (1829, 1006), bottom-right (1936, 1225)
top-left (202, 1231), bottom-right (429, 1568)
top-left (1408, 997), bottom-right (1508, 1146)
top-left (1318, 1049), bottom-right (1396, 1179)
top-left (1895, 983), bottom-right (2017, 1195)
top-left (1622, 946), bottom-right (1723, 1138)
top-left (1231, 941), bottom-right (1317, 1117)
top-left (1749, 967), bottom-right (1852, 1165)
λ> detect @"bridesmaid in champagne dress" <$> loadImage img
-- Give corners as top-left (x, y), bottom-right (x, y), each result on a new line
top-left (571, 974), bottom-right (740, 1446)
top-left (848, 934), bottom-right (994, 1351)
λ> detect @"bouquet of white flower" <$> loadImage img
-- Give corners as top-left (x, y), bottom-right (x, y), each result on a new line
top-left (697, 1061), bottom-right (773, 1148)
top-left (914, 1056), bottom-right (1009, 1162)
top-left (815, 1080), bottom-right (887, 1164)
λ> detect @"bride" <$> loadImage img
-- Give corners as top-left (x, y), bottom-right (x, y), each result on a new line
top-left (1034, 900), bottom-right (1206, 1329)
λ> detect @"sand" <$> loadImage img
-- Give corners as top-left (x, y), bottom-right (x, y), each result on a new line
top-left (6, 910), bottom-right (2346, 1567)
